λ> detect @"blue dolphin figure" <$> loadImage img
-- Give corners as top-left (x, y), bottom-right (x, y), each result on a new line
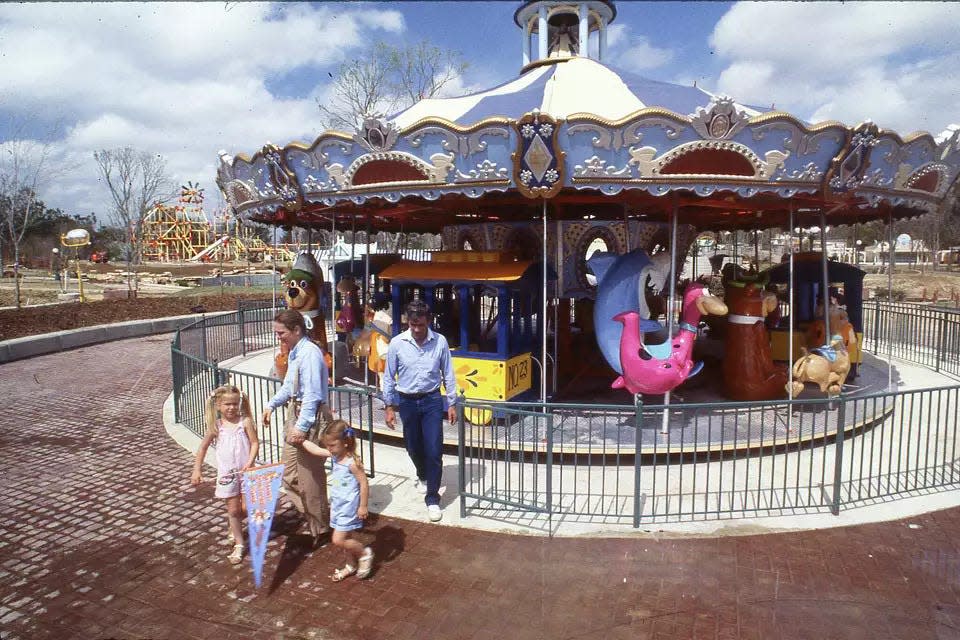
top-left (588, 249), bottom-right (666, 375)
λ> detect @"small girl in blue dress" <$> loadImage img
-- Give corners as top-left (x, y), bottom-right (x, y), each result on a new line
top-left (302, 419), bottom-right (374, 581)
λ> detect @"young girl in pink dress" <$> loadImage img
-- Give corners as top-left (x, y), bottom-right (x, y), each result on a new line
top-left (191, 384), bottom-right (259, 564)
top-left (302, 419), bottom-right (373, 581)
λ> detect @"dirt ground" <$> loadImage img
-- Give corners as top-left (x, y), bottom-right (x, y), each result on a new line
top-left (0, 261), bottom-right (276, 341)
top-left (863, 267), bottom-right (960, 303)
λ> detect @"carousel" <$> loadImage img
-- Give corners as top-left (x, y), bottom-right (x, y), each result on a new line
top-left (217, 0), bottom-right (960, 449)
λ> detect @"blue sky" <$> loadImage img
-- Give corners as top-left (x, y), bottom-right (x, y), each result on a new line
top-left (0, 1), bottom-right (957, 221)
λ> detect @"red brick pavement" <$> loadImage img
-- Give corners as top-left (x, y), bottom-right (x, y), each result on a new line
top-left (3, 335), bottom-right (960, 639)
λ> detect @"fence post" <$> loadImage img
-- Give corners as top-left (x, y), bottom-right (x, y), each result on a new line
top-left (936, 312), bottom-right (945, 373)
top-left (366, 391), bottom-right (375, 478)
top-left (633, 394), bottom-right (643, 528)
top-left (831, 398), bottom-right (847, 515)
top-left (200, 315), bottom-right (208, 364)
top-left (171, 343), bottom-right (181, 423)
top-left (457, 392), bottom-right (467, 520)
top-left (239, 307), bottom-right (247, 357)
top-left (872, 299), bottom-right (881, 352)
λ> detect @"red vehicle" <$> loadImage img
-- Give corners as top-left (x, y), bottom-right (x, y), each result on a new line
top-left (89, 251), bottom-right (109, 264)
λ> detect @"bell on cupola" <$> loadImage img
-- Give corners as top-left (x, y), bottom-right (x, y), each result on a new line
top-left (515, 0), bottom-right (617, 68)
top-left (548, 13), bottom-right (579, 58)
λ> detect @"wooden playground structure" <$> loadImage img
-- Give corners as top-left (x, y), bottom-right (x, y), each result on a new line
top-left (140, 182), bottom-right (296, 263)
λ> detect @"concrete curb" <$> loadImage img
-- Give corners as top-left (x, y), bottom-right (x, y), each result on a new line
top-left (0, 311), bottom-right (232, 364)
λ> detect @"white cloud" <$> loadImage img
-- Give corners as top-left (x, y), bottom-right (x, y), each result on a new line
top-left (606, 24), bottom-right (673, 71)
top-left (710, 2), bottom-right (960, 134)
top-left (0, 2), bottom-right (404, 217)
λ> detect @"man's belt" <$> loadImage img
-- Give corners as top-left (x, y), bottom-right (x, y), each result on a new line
top-left (398, 388), bottom-right (440, 400)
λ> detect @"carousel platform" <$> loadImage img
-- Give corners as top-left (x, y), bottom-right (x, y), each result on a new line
top-left (220, 346), bottom-right (942, 457)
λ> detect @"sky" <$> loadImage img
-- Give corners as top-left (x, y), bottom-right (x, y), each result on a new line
top-left (0, 0), bottom-right (958, 223)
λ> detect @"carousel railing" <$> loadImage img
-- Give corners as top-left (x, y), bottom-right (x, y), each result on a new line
top-left (170, 301), bottom-right (960, 527)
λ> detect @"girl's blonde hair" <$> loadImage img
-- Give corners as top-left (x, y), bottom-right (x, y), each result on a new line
top-left (204, 384), bottom-right (252, 438)
top-left (321, 419), bottom-right (363, 468)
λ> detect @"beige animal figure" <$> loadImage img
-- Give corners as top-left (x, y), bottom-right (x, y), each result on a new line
top-left (787, 335), bottom-right (851, 397)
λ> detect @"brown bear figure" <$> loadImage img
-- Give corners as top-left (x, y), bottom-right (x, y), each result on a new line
top-left (274, 252), bottom-right (329, 380)
top-left (722, 280), bottom-right (788, 401)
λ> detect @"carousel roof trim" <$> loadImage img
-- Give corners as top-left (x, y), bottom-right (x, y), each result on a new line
top-left (217, 45), bottom-right (960, 233)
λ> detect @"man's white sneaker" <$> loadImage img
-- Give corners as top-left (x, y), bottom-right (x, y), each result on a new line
top-left (427, 504), bottom-right (442, 522)
top-left (414, 479), bottom-right (428, 495)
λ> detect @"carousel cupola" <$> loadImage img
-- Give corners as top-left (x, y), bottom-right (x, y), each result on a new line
top-left (515, 0), bottom-right (616, 67)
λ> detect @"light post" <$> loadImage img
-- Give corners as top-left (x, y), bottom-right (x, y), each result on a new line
top-left (51, 247), bottom-right (65, 293)
top-left (855, 240), bottom-right (862, 267)
top-left (61, 228), bottom-right (90, 302)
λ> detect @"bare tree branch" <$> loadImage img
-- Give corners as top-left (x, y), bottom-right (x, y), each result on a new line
top-left (0, 120), bottom-right (60, 308)
top-left (318, 41), bottom-right (468, 131)
top-left (93, 147), bottom-right (172, 294)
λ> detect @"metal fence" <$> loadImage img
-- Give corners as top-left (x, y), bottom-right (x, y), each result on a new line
top-left (171, 308), bottom-right (377, 474)
top-left (863, 300), bottom-right (960, 377)
top-left (171, 301), bottom-right (960, 526)
top-left (457, 385), bottom-right (960, 524)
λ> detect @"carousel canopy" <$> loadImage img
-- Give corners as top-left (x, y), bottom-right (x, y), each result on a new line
top-left (392, 57), bottom-right (769, 129)
top-left (218, 15), bottom-right (960, 234)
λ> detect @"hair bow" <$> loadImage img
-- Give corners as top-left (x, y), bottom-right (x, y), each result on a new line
top-left (344, 427), bottom-right (356, 438)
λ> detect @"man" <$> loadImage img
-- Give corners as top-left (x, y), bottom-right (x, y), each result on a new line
top-left (382, 300), bottom-right (458, 522)
top-left (262, 309), bottom-right (331, 544)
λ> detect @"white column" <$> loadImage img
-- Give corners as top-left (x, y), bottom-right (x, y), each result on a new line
top-left (598, 19), bottom-right (606, 61)
top-left (578, 4), bottom-right (588, 57)
top-left (538, 5), bottom-right (548, 59)
top-left (523, 22), bottom-right (531, 66)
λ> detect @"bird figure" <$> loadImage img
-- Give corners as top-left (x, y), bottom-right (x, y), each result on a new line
top-left (612, 281), bottom-right (727, 396)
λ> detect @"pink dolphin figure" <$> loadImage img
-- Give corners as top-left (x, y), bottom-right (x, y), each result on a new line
top-left (612, 282), bottom-right (728, 395)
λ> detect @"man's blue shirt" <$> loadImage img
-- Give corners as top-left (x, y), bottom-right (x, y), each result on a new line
top-left (382, 327), bottom-right (458, 408)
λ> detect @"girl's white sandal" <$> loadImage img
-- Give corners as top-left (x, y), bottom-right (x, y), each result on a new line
top-left (227, 543), bottom-right (244, 564)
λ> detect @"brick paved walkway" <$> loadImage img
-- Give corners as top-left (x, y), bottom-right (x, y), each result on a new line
top-left (3, 335), bottom-right (960, 639)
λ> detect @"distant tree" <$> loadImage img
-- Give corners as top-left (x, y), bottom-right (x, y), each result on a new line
top-left (93, 148), bottom-right (172, 294)
top-left (319, 40), bottom-right (468, 131)
top-left (0, 126), bottom-right (59, 308)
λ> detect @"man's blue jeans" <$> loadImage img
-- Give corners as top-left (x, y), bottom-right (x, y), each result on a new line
top-left (397, 392), bottom-right (444, 506)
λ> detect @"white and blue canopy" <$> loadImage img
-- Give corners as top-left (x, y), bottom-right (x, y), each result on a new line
top-left (392, 57), bottom-right (768, 128)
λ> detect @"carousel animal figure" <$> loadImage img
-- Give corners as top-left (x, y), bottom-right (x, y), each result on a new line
top-left (273, 252), bottom-right (329, 379)
top-left (351, 305), bottom-right (393, 386)
top-left (787, 335), bottom-right (851, 397)
top-left (588, 248), bottom-right (674, 377)
top-left (612, 281), bottom-right (728, 395)
top-left (335, 275), bottom-right (363, 357)
top-left (722, 279), bottom-right (788, 401)
top-left (806, 299), bottom-right (857, 356)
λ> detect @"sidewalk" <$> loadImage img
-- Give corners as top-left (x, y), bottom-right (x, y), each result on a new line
top-left (3, 335), bottom-right (960, 639)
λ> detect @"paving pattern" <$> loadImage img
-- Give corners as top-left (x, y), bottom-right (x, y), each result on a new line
top-left (3, 335), bottom-right (960, 639)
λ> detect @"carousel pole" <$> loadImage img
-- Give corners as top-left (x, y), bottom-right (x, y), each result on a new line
top-left (754, 229), bottom-right (760, 272)
top-left (272, 226), bottom-right (279, 311)
top-left (350, 215), bottom-right (356, 270)
top-left (542, 199), bottom-right (548, 404)
top-left (553, 217), bottom-right (561, 394)
top-left (662, 198), bottom-right (679, 435)
top-left (364, 215), bottom-right (372, 387)
top-left (819, 210), bottom-right (831, 343)
top-left (887, 205), bottom-right (894, 387)
top-left (623, 205), bottom-right (631, 252)
top-left (788, 203), bottom-right (795, 433)
top-left (331, 213), bottom-right (337, 385)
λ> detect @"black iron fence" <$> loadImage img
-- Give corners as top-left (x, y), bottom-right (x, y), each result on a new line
top-left (171, 301), bottom-right (960, 526)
